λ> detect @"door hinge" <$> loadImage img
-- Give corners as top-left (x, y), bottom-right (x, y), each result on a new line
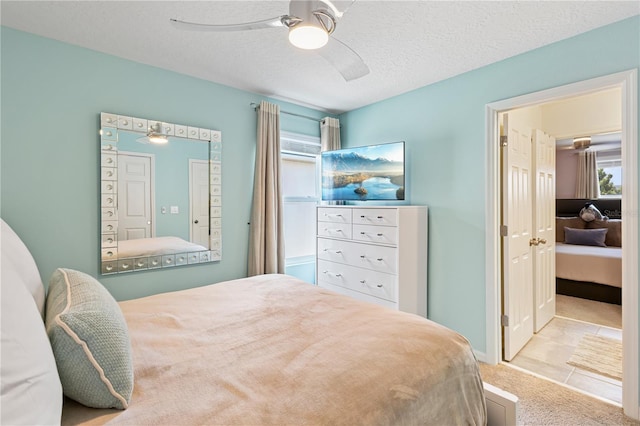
top-left (501, 315), bottom-right (509, 327)
top-left (500, 135), bottom-right (508, 147)
top-left (500, 225), bottom-right (508, 237)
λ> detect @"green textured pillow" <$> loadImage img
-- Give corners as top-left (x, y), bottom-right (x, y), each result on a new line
top-left (45, 268), bottom-right (133, 409)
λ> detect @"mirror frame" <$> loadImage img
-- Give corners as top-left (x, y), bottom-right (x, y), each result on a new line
top-left (99, 112), bottom-right (222, 274)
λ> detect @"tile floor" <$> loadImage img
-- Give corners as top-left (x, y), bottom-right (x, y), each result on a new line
top-left (507, 315), bottom-right (622, 404)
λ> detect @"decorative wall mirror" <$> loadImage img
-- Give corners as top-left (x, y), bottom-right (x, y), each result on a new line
top-left (99, 112), bottom-right (222, 274)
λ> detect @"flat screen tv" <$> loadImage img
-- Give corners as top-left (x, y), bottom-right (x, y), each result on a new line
top-left (321, 141), bottom-right (405, 201)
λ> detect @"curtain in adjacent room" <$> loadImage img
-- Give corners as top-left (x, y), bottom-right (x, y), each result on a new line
top-left (575, 150), bottom-right (600, 199)
top-left (248, 100), bottom-right (284, 276)
top-left (320, 117), bottom-right (341, 151)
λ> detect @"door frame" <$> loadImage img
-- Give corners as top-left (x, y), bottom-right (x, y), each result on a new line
top-left (485, 69), bottom-right (638, 418)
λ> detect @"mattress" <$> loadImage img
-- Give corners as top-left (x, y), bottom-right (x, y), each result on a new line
top-left (556, 242), bottom-right (622, 288)
top-left (61, 274), bottom-right (486, 425)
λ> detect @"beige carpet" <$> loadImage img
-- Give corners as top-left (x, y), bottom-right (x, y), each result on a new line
top-left (567, 334), bottom-right (623, 381)
top-left (556, 294), bottom-right (622, 329)
top-left (479, 363), bottom-right (639, 425)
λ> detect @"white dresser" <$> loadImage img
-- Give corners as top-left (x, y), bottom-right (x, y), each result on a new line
top-left (316, 205), bottom-right (427, 317)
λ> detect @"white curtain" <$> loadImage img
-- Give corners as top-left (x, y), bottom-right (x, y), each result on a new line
top-left (575, 150), bottom-right (600, 199)
top-left (320, 117), bottom-right (341, 151)
top-left (248, 100), bottom-right (284, 276)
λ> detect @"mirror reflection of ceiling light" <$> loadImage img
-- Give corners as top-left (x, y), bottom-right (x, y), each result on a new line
top-left (147, 122), bottom-right (169, 144)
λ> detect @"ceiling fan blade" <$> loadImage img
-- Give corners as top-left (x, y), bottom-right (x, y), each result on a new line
top-left (317, 36), bottom-right (369, 81)
top-left (170, 16), bottom-right (288, 32)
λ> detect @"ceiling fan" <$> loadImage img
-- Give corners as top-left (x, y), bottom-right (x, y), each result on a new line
top-left (170, 0), bottom-right (369, 82)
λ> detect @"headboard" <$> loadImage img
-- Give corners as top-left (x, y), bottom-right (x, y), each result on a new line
top-left (556, 199), bottom-right (622, 219)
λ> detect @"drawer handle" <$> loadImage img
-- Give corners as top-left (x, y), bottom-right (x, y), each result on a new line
top-left (105, 131), bottom-right (112, 137)
top-left (106, 224), bottom-right (113, 231)
top-left (151, 260), bottom-right (159, 266)
top-left (121, 263), bottom-right (129, 269)
top-left (165, 258), bottom-right (173, 264)
top-left (137, 261), bottom-right (145, 267)
top-left (106, 171), bottom-right (113, 177)
top-left (324, 249), bottom-right (342, 254)
top-left (377, 233), bottom-right (383, 237)
top-left (106, 237), bottom-right (113, 243)
top-left (376, 284), bottom-right (383, 288)
top-left (377, 258), bottom-right (383, 262)
top-left (360, 255), bottom-right (365, 259)
top-left (105, 264), bottom-right (113, 271)
top-left (377, 216), bottom-right (383, 219)
top-left (323, 271), bottom-right (342, 278)
top-left (106, 251), bottom-right (113, 257)
top-left (106, 210), bottom-right (113, 217)
top-left (106, 118), bottom-right (113, 123)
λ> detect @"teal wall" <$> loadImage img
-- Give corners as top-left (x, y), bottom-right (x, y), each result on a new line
top-left (0, 27), bottom-right (328, 301)
top-left (339, 16), bottom-right (640, 352)
top-left (1, 17), bottom-right (639, 357)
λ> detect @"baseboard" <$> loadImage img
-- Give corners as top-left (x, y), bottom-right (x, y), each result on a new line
top-left (474, 350), bottom-right (488, 363)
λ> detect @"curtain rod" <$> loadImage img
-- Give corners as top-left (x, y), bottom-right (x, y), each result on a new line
top-left (250, 102), bottom-right (324, 123)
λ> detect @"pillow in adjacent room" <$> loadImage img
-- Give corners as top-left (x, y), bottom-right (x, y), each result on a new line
top-left (555, 217), bottom-right (586, 242)
top-left (564, 227), bottom-right (608, 247)
top-left (46, 268), bottom-right (133, 409)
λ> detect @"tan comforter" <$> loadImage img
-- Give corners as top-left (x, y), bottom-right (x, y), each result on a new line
top-left (62, 274), bottom-right (486, 425)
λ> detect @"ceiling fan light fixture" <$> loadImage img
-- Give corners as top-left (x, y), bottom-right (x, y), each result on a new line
top-left (288, 25), bottom-right (328, 50)
top-left (573, 136), bottom-right (591, 149)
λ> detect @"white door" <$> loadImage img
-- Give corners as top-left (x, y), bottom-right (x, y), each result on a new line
top-left (533, 129), bottom-right (556, 332)
top-left (118, 153), bottom-right (153, 240)
top-left (502, 112), bottom-right (535, 361)
top-left (189, 160), bottom-right (210, 247)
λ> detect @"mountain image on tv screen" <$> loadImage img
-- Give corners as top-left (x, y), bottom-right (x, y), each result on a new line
top-left (321, 141), bottom-right (405, 201)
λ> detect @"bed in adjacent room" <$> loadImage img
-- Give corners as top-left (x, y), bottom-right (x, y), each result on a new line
top-left (555, 215), bottom-right (622, 304)
top-left (2, 219), bottom-right (498, 425)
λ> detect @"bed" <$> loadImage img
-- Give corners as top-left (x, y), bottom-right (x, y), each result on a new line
top-left (555, 216), bottom-right (622, 304)
top-left (1, 219), bottom-right (490, 425)
top-left (102, 236), bottom-right (208, 259)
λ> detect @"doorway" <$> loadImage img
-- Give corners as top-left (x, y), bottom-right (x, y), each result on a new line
top-left (117, 151), bottom-right (155, 240)
top-left (485, 70), bottom-right (638, 419)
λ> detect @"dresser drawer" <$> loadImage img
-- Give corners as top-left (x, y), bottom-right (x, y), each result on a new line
top-left (317, 260), bottom-right (397, 302)
top-left (317, 238), bottom-right (397, 274)
top-left (317, 207), bottom-right (352, 224)
top-left (353, 224), bottom-right (397, 245)
top-left (317, 222), bottom-right (352, 239)
top-left (352, 208), bottom-right (398, 226)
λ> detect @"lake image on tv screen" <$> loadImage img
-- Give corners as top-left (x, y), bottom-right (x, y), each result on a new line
top-left (322, 143), bottom-right (404, 200)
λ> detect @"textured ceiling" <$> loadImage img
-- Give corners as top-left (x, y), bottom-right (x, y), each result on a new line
top-left (1, 1), bottom-right (638, 113)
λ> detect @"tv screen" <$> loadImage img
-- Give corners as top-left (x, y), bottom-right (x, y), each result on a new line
top-left (321, 141), bottom-right (405, 201)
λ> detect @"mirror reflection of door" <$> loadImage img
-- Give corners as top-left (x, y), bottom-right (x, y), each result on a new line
top-left (189, 159), bottom-right (210, 247)
top-left (118, 152), bottom-right (154, 240)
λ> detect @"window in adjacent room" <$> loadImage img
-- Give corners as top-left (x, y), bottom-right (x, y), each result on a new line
top-left (597, 148), bottom-right (622, 197)
top-left (281, 131), bottom-right (321, 282)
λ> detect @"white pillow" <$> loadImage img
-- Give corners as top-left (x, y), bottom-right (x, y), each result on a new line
top-left (1, 219), bottom-right (63, 425)
top-left (1, 220), bottom-right (46, 316)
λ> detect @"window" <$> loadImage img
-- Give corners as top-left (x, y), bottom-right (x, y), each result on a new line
top-left (281, 132), bottom-right (321, 270)
top-left (597, 149), bottom-right (622, 197)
